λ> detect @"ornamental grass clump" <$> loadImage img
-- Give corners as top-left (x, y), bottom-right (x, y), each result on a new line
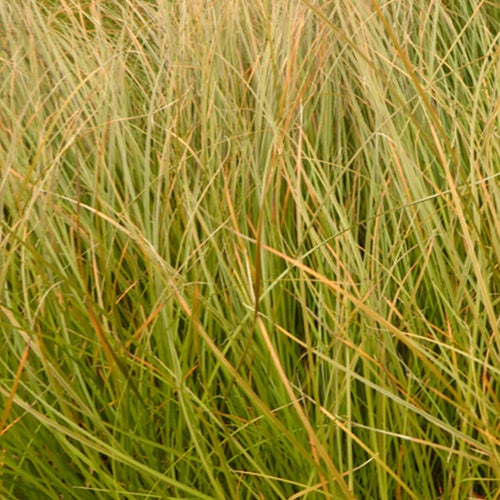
top-left (0, 0), bottom-right (498, 498)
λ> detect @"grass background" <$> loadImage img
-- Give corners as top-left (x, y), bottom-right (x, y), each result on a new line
top-left (0, 0), bottom-right (498, 498)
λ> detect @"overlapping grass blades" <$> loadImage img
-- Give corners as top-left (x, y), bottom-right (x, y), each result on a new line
top-left (0, 1), bottom-right (498, 498)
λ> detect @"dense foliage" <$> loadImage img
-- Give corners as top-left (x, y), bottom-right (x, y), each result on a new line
top-left (0, 1), bottom-right (498, 498)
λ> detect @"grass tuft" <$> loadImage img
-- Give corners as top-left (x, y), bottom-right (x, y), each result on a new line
top-left (1, 1), bottom-right (498, 498)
